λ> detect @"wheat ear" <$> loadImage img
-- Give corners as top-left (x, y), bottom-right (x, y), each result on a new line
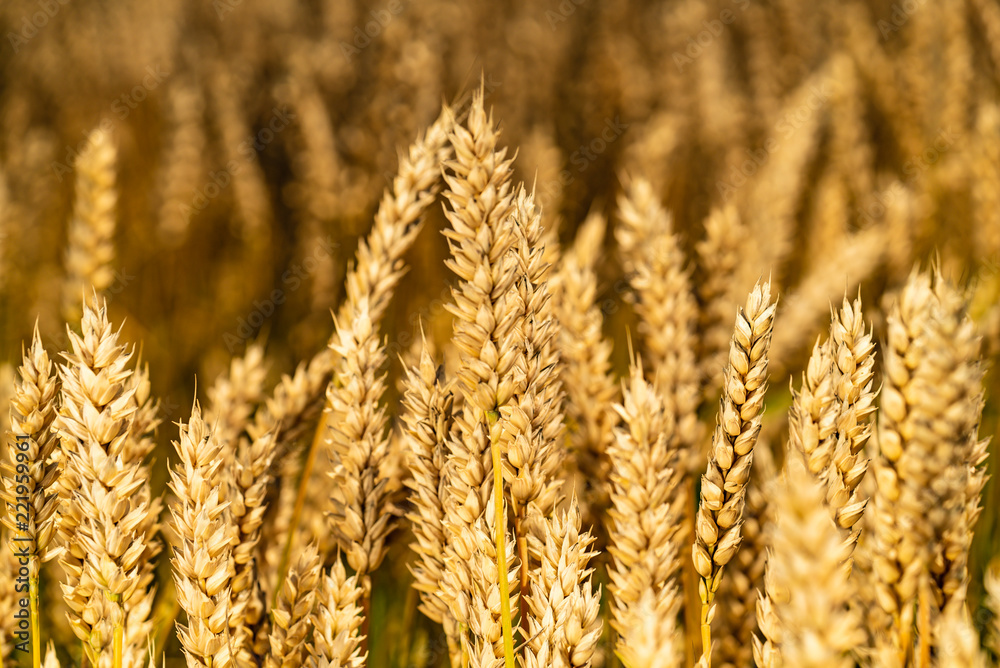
top-left (307, 559), bottom-right (367, 667)
top-left (692, 280), bottom-right (776, 668)
top-left (752, 453), bottom-right (864, 668)
top-left (206, 342), bottom-right (268, 461)
top-left (606, 361), bottom-right (684, 667)
top-left (168, 403), bottom-right (237, 668)
top-left (265, 544), bottom-right (322, 668)
top-left (62, 127), bottom-right (117, 324)
top-left (51, 299), bottom-right (151, 666)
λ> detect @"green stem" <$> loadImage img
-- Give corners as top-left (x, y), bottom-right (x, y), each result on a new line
top-left (488, 412), bottom-right (515, 668)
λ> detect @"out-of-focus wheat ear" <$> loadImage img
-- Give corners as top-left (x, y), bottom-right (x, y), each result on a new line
top-left (307, 559), bottom-right (366, 668)
top-left (934, 597), bottom-right (989, 668)
top-left (769, 224), bottom-right (886, 380)
top-left (265, 544), bottom-right (322, 668)
top-left (752, 453), bottom-right (864, 668)
top-left (617, 588), bottom-right (683, 668)
top-left (696, 203), bottom-right (751, 403)
top-left (168, 402), bottom-right (237, 668)
top-left (400, 337), bottom-right (460, 656)
top-left (207, 342), bottom-right (268, 462)
top-left (828, 53), bottom-right (873, 203)
top-left (61, 126), bottom-right (117, 324)
top-left (616, 176), bottom-right (700, 458)
top-left (52, 298), bottom-right (151, 666)
top-left (523, 500), bottom-right (602, 667)
top-left (606, 361), bottom-right (684, 666)
top-left (156, 76), bottom-right (206, 246)
top-left (229, 430), bottom-right (280, 667)
top-left (983, 560), bottom-right (1000, 656)
top-left (972, 104), bottom-right (1000, 261)
top-left (870, 270), bottom-right (985, 664)
top-left (553, 210), bottom-right (617, 539)
top-left (692, 280), bottom-right (776, 667)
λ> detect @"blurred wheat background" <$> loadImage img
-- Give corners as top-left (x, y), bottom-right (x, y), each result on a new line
top-left (1, 0), bottom-right (1000, 666)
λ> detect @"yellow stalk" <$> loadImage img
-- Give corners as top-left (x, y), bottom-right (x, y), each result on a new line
top-left (487, 410), bottom-right (515, 668)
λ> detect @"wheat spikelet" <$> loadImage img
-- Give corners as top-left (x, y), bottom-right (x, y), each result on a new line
top-left (265, 544), bottom-right (322, 668)
top-left (606, 361), bottom-right (683, 665)
top-left (61, 127), bottom-right (118, 324)
top-left (692, 280), bottom-right (776, 667)
top-left (51, 299), bottom-right (154, 666)
top-left (2, 326), bottom-right (61, 561)
top-left (206, 342), bottom-right (268, 460)
top-left (401, 339), bottom-right (456, 634)
top-left (168, 403), bottom-right (237, 668)
top-left (752, 453), bottom-right (864, 668)
top-left (870, 270), bottom-right (985, 662)
top-left (523, 500), bottom-right (603, 668)
top-left (307, 559), bottom-right (366, 668)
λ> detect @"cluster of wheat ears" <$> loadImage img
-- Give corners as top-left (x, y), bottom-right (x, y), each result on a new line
top-left (0, 86), bottom-right (999, 668)
top-left (6, 0), bottom-right (1000, 666)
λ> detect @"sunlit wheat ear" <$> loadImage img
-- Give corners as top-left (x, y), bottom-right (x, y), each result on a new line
top-left (753, 453), bottom-right (864, 668)
top-left (870, 269), bottom-right (986, 663)
top-left (168, 402), bottom-right (237, 668)
top-left (265, 544), bottom-right (322, 668)
top-left (692, 280), bottom-right (776, 666)
top-left (62, 126), bottom-right (118, 324)
top-left (606, 361), bottom-right (683, 666)
top-left (308, 559), bottom-right (367, 668)
top-left (52, 298), bottom-right (151, 666)
top-left (401, 339), bottom-right (459, 650)
top-left (326, 301), bottom-right (393, 579)
top-left (2, 326), bottom-right (61, 561)
top-left (523, 500), bottom-right (602, 668)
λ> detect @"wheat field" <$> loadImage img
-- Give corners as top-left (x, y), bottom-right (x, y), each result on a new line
top-left (1, 0), bottom-right (1000, 666)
